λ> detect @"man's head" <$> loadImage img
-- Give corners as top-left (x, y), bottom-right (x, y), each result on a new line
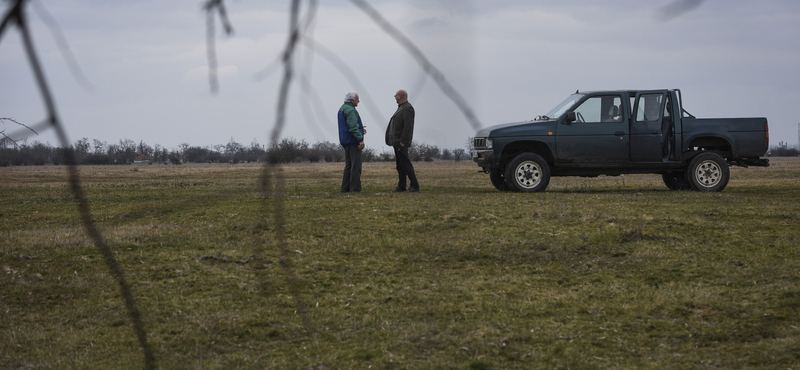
top-left (394, 89), bottom-right (408, 104)
top-left (345, 92), bottom-right (360, 107)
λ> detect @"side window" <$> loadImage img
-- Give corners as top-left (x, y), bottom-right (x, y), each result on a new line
top-left (635, 94), bottom-right (663, 122)
top-left (572, 95), bottom-right (623, 123)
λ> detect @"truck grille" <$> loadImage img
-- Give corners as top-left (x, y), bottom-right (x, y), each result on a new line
top-left (474, 137), bottom-right (488, 149)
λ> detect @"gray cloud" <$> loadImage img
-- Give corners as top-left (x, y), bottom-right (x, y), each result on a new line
top-left (2, 0), bottom-right (799, 150)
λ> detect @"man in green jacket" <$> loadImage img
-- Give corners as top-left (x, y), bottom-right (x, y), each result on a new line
top-left (338, 92), bottom-right (365, 192)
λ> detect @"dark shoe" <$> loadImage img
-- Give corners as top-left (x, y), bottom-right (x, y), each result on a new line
top-left (392, 187), bottom-right (406, 192)
top-left (408, 188), bottom-right (419, 193)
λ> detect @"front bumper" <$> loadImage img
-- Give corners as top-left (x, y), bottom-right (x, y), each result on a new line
top-left (472, 149), bottom-right (495, 168)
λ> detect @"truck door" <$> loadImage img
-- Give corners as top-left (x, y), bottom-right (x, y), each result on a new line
top-left (556, 94), bottom-right (628, 164)
top-left (630, 91), bottom-right (669, 162)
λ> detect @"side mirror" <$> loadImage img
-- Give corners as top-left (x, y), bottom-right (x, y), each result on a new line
top-left (565, 112), bottom-right (576, 124)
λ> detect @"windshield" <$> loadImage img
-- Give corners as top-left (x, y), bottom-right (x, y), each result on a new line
top-left (539, 93), bottom-right (584, 120)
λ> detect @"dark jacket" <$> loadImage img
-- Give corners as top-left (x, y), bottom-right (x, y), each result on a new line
top-left (385, 101), bottom-right (415, 147)
top-left (338, 102), bottom-right (364, 147)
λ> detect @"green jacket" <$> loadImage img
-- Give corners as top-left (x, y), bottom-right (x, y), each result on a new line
top-left (338, 103), bottom-right (364, 146)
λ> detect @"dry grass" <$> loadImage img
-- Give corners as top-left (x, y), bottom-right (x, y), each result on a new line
top-left (1, 159), bottom-right (799, 369)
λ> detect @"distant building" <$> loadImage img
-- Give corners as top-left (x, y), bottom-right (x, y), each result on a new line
top-left (133, 154), bottom-right (151, 164)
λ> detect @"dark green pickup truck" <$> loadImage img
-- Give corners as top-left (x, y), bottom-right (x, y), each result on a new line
top-left (472, 89), bottom-right (769, 192)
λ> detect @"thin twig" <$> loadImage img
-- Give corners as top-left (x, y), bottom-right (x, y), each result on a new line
top-left (348, 0), bottom-right (482, 130)
top-left (300, 36), bottom-right (387, 126)
top-left (655, 0), bottom-right (705, 22)
top-left (1, 117), bottom-right (37, 147)
top-left (203, 0), bottom-right (235, 94)
top-left (206, 8), bottom-right (219, 93)
top-left (1, 117), bottom-right (37, 134)
top-left (259, 0), bottom-right (315, 334)
top-left (30, 0), bottom-right (94, 91)
top-left (2, 1), bottom-right (157, 368)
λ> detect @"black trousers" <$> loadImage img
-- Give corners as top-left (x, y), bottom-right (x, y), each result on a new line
top-left (341, 145), bottom-right (362, 192)
top-left (393, 145), bottom-right (419, 190)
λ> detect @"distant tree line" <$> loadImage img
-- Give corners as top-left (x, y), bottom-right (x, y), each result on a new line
top-left (768, 141), bottom-right (799, 157)
top-left (0, 137), bottom-right (470, 166)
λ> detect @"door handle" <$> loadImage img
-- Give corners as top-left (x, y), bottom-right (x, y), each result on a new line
top-left (615, 131), bottom-right (625, 136)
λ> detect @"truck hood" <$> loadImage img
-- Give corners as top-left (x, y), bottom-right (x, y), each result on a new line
top-left (475, 119), bottom-right (556, 138)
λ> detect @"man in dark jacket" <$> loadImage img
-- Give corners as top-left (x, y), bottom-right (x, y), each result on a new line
top-left (385, 89), bottom-right (419, 192)
top-left (338, 92), bottom-right (365, 192)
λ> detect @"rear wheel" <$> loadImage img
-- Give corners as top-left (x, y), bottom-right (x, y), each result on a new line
top-left (489, 168), bottom-right (509, 191)
top-left (687, 152), bottom-right (729, 192)
top-left (662, 172), bottom-right (693, 190)
top-left (505, 153), bottom-right (550, 193)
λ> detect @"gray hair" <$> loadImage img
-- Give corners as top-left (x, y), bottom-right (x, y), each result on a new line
top-left (344, 92), bottom-right (358, 102)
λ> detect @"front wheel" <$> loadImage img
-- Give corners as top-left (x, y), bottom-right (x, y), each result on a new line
top-left (489, 168), bottom-right (509, 191)
top-left (687, 152), bottom-right (730, 192)
top-left (505, 153), bottom-right (551, 193)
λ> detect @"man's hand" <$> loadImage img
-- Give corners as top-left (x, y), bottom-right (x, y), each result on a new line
top-left (358, 142), bottom-right (365, 150)
top-left (399, 142), bottom-right (405, 148)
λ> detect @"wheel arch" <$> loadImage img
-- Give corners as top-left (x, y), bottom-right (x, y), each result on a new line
top-left (499, 141), bottom-right (554, 169)
top-left (685, 135), bottom-right (734, 159)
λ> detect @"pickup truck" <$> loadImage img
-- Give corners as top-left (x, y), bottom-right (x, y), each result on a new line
top-left (472, 89), bottom-right (769, 192)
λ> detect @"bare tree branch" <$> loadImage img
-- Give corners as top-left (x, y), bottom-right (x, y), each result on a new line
top-left (252, 56), bottom-right (283, 82)
top-left (1, 117), bottom-right (28, 129)
top-left (205, 7), bottom-right (219, 93)
top-left (203, 0), bottom-right (235, 94)
top-left (259, 0), bottom-right (316, 335)
top-left (30, 0), bottom-right (94, 91)
top-left (0, 0), bottom-right (25, 42)
top-left (296, 71), bottom-right (331, 142)
top-left (348, 0), bottom-right (482, 130)
top-left (0, 119), bottom-right (51, 142)
top-left (1, 1), bottom-right (156, 368)
top-left (253, 0), bottom-right (390, 130)
top-left (272, 0), bottom-right (301, 144)
top-left (300, 36), bottom-right (387, 126)
top-left (1, 117), bottom-right (37, 147)
top-left (655, 0), bottom-right (705, 22)
top-left (294, 0), bottom-right (329, 141)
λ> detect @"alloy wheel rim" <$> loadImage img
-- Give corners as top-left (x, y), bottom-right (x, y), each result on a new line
top-left (695, 160), bottom-right (721, 187)
top-left (515, 161), bottom-right (541, 189)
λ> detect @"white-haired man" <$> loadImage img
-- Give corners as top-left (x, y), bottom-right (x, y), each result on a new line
top-left (338, 92), bottom-right (366, 192)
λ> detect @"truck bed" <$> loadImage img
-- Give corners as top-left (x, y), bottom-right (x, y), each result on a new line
top-left (681, 117), bottom-right (769, 158)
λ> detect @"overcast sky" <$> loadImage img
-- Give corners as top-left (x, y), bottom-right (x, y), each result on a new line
top-left (2, 0), bottom-right (799, 152)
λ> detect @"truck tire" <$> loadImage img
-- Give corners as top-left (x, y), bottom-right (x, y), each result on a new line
top-left (662, 172), bottom-right (693, 191)
top-left (490, 168), bottom-right (510, 191)
top-left (505, 153), bottom-right (550, 193)
top-left (686, 152), bottom-right (729, 192)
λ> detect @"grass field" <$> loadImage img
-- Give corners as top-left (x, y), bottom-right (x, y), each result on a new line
top-left (2, 159), bottom-right (799, 369)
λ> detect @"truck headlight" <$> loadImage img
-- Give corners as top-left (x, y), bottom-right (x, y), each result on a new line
top-left (485, 138), bottom-right (493, 149)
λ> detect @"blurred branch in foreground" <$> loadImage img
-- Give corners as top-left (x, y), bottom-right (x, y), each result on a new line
top-left (0, 1), bottom-right (156, 369)
top-left (349, 0), bottom-right (482, 131)
top-left (203, 0), bottom-right (235, 94)
top-left (655, 0), bottom-right (705, 22)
